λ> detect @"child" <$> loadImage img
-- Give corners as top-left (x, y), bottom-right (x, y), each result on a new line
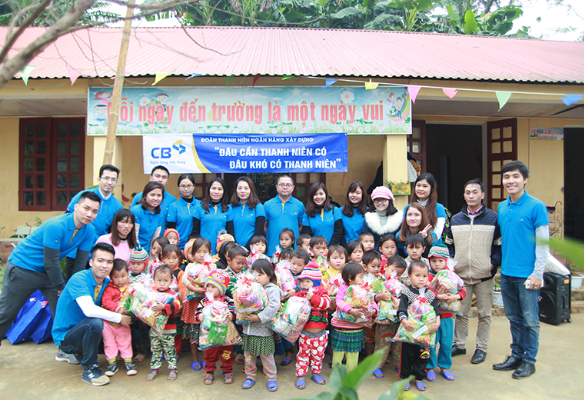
top-left (216, 231), bottom-right (235, 254)
top-left (161, 244), bottom-right (187, 357)
top-left (362, 250), bottom-right (382, 356)
top-left (372, 255), bottom-right (407, 378)
top-left (196, 269), bottom-right (236, 385)
top-left (404, 234), bottom-right (430, 267)
top-left (425, 245), bottom-right (466, 383)
top-left (182, 238), bottom-right (212, 371)
top-left (290, 249), bottom-right (311, 286)
top-left (224, 245), bottom-right (248, 297)
top-left (347, 240), bottom-right (365, 264)
top-left (397, 260), bottom-right (441, 392)
top-left (184, 238), bottom-right (196, 263)
top-left (149, 237), bottom-right (170, 275)
top-left (280, 228), bottom-right (295, 250)
top-left (101, 259), bottom-right (137, 376)
top-left (309, 236), bottom-right (328, 260)
top-left (358, 232), bottom-right (375, 252)
top-left (322, 245), bottom-right (348, 297)
top-left (216, 240), bottom-right (237, 270)
top-left (296, 234), bottom-right (311, 252)
top-left (331, 262), bottom-right (378, 372)
top-left (145, 265), bottom-right (182, 382)
top-left (278, 248), bottom-right (293, 263)
top-left (249, 234), bottom-right (268, 255)
top-left (128, 245), bottom-right (150, 285)
top-left (292, 263), bottom-right (331, 389)
top-left (164, 228), bottom-right (180, 246)
top-left (379, 233), bottom-right (398, 274)
top-left (240, 259), bottom-right (282, 392)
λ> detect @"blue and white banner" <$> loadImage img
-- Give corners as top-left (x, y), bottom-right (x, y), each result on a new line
top-left (143, 133), bottom-right (348, 174)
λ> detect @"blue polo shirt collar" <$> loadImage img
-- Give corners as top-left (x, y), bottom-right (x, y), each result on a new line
top-left (505, 191), bottom-right (529, 206)
top-left (277, 195), bottom-right (294, 204)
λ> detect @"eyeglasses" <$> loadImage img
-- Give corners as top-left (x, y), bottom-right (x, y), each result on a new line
top-left (100, 177), bottom-right (117, 183)
top-left (278, 183), bottom-right (293, 188)
top-left (179, 185), bottom-right (194, 190)
top-left (373, 198), bottom-right (389, 203)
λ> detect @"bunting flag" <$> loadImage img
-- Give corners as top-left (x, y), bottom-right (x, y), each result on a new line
top-left (226, 74), bottom-right (234, 86)
top-left (67, 68), bottom-right (82, 85)
top-left (282, 75), bottom-right (295, 80)
top-left (185, 73), bottom-right (201, 81)
top-left (252, 74), bottom-right (261, 87)
top-left (408, 86), bottom-right (422, 104)
top-left (19, 65), bottom-right (35, 86)
top-left (442, 88), bottom-right (458, 98)
top-left (322, 79), bottom-right (337, 89)
top-left (365, 79), bottom-right (378, 90)
top-left (561, 94), bottom-right (583, 106)
top-left (152, 73), bottom-right (170, 86)
top-left (495, 91), bottom-right (512, 111)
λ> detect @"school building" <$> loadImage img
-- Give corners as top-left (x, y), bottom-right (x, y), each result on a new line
top-left (0, 27), bottom-right (583, 240)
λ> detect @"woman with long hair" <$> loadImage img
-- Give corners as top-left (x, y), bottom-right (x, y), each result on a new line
top-left (130, 181), bottom-right (165, 254)
top-left (407, 173), bottom-right (447, 241)
top-left (301, 182), bottom-right (343, 246)
top-left (167, 173), bottom-right (201, 250)
top-left (340, 181), bottom-right (368, 245)
top-left (396, 202), bottom-right (436, 257)
top-left (190, 177), bottom-right (234, 255)
top-left (361, 186), bottom-right (403, 250)
top-left (95, 208), bottom-right (137, 265)
top-left (230, 176), bottom-right (265, 248)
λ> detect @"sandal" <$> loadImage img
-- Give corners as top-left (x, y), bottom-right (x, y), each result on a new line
top-left (416, 381), bottom-right (427, 391)
top-left (242, 378), bottom-right (256, 389)
top-left (168, 370), bottom-right (178, 381)
top-left (145, 369), bottom-right (158, 381)
top-left (296, 378), bottom-right (306, 390)
top-left (404, 382), bottom-right (411, 391)
top-left (311, 374), bottom-right (326, 385)
top-left (440, 369), bottom-right (455, 381)
top-left (224, 373), bottom-right (234, 384)
top-left (267, 380), bottom-right (278, 392)
top-left (373, 368), bottom-right (384, 379)
top-left (192, 361), bottom-right (203, 371)
top-left (280, 357), bottom-right (291, 366)
top-left (204, 373), bottom-right (214, 385)
top-left (426, 369), bottom-right (436, 381)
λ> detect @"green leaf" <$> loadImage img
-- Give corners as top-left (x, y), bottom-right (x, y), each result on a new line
top-left (363, 0), bottom-right (377, 10)
top-left (318, 0), bottom-right (328, 6)
top-left (329, 364), bottom-right (347, 391)
top-left (341, 350), bottom-right (383, 390)
top-left (338, 387), bottom-right (358, 400)
top-left (284, 9), bottom-right (306, 20)
top-left (295, 394), bottom-right (332, 400)
top-left (542, 238), bottom-right (585, 271)
top-left (330, 7), bottom-right (362, 18)
top-left (380, 376), bottom-right (413, 399)
top-left (463, 9), bottom-right (478, 34)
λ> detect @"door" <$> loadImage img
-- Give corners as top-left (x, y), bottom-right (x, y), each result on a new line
top-left (409, 120), bottom-right (426, 172)
top-left (486, 119), bottom-right (517, 211)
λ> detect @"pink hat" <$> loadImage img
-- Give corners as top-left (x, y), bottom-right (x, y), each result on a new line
top-left (371, 186), bottom-right (395, 202)
top-left (298, 262), bottom-right (323, 287)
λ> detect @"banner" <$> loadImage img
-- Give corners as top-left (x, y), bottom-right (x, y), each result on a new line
top-left (88, 86), bottom-right (411, 136)
top-left (530, 127), bottom-right (563, 140)
top-left (143, 133), bottom-right (348, 174)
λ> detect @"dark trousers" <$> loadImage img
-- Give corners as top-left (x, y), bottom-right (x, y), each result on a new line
top-left (204, 345), bottom-right (235, 374)
top-left (0, 261), bottom-right (59, 340)
top-left (65, 257), bottom-right (90, 281)
top-left (399, 342), bottom-right (430, 381)
top-left (60, 318), bottom-right (104, 369)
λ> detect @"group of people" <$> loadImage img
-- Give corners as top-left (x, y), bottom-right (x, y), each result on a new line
top-left (0, 160), bottom-right (548, 391)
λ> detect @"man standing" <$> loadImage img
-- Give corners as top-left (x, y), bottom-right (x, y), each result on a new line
top-left (493, 161), bottom-right (548, 379)
top-left (446, 179), bottom-right (501, 365)
top-left (264, 175), bottom-right (305, 256)
top-left (64, 164), bottom-right (123, 278)
top-left (131, 165), bottom-right (177, 232)
top-left (52, 243), bottom-right (132, 386)
top-left (0, 192), bottom-right (100, 343)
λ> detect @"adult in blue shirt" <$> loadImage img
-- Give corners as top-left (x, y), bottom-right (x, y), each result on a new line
top-left (302, 182), bottom-right (343, 245)
top-left (230, 176), bottom-right (265, 248)
top-left (52, 243), bottom-right (132, 386)
top-left (166, 174), bottom-right (201, 250)
top-left (493, 161), bottom-right (548, 380)
top-left (264, 175), bottom-right (305, 256)
top-left (64, 164), bottom-right (123, 278)
top-left (130, 181), bottom-right (165, 254)
top-left (0, 192), bottom-right (100, 343)
top-left (406, 173), bottom-right (447, 242)
top-left (131, 165), bottom-right (177, 232)
top-left (190, 177), bottom-right (234, 255)
top-left (340, 181), bottom-right (368, 245)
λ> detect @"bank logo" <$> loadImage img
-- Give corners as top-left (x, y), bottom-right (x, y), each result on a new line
top-left (173, 140), bottom-right (186, 154)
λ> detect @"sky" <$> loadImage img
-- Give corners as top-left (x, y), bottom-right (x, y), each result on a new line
top-left (109, 0), bottom-right (584, 42)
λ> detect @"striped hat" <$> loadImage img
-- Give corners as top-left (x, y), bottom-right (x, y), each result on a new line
top-left (216, 232), bottom-right (235, 252)
top-left (206, 269), bottom-right (230, 296)
top-left (428, 244), bottom-right (449, 261)
top-left (298, 262), bottom-right (323, 287)
top-left (130, 244), bottom-right (149, 264)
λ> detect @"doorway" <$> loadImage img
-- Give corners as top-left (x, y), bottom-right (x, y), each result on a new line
top-left (563, 127), bottom-right (584, 240)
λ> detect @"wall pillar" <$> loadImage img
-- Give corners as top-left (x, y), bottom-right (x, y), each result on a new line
top-left (383, 134), bottom-right (408, 209)
top-left (92, 136), bottom-right (124, 199)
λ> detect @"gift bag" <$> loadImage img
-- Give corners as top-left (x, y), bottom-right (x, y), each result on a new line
top-left (270, 297), bottom-right (311, 343)
top-left (271, 246), bottom-right (281, 265)
top-left (429, 260), bottom-right (464, 312)
top-left (185, 259), bottom-right (212, 302)
top-left (275, 260), bottom-right (296, 292)
top-left (375, 273), bottom-right (406, 324)
top-left (199, 293), bottom-right (242, 350)
top-left (246, 244), bottom-right (271, 268)
top-left (335, 283), bottom-right (376, 327)
top-left (234, 271), bottom-right (268, 324)
top-left (314, 254), bottom-right (328, 274)
top-left (393, 288), bottom-right (437, 347)
top-left (325, 273), bottom-right (344, 299)
top-left (6, 290), bottom-right (52, 344)
top-left (118, 285), bottom-right (133, 313)
top-left (130, 284), bottom-right (176, 333)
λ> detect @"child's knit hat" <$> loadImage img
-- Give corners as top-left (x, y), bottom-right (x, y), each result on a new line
top-left (371, 186), bottom-right (395, 202)
top-left (216, 232), bottom-right (235, 252)
top-left (164, 228), bottom-right (180, 243)
top-left (206, 269), bottom-right (230, 296)
top-left (184, 238), bottom-right (196, 259)
top-left (130, 244), bottom-right (149, 264)
top-left (298, 262), bottom-right (323, 287)
top-left (428, 244), bottom-right (449, 261)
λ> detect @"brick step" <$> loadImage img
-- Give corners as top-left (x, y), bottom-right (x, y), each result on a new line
top-left (469, 301), bottom-right (584, 318)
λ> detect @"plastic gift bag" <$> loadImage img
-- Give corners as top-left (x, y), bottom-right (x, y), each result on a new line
top-left (325, 273), bottom-right (344, 299)
top-left (199, 293), bottom-right (242, 350)
top-left (275, 260), bottom-right (296, 292)
top-left (314, 254), bottom-right (329, 274)
top-left (271, 245), bottom-right (281, 264)
top-left (234, 271), bottom-right (268, 324)
top-left (6, 290), bottom-right (52, 344)
top-left (375, 271), bottom-right (406, 324)
top-left (429, 259), bottom-right (464, 312)
top-left (118, 285), bottom-right (134, 313)
top-left (130, 284), bottom-right (177, 333)
top-left (270, 297), bottom-right (311, 343)
top-left (185, 256), bottom-right (213, 302)
top-left (336, 283), bottom-right (376, 327)
top-left (393, 288), bottom-right (437, 347)
top-left (246, 244), bottom-right (271, 268)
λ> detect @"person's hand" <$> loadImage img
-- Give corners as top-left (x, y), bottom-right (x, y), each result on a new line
top-left (244, 313), bottom-right (260, 322)
top-left (120, 315), bottom-right (132, 328)
top-left (306, 291), bottom-right (314, 301)
top-left (349, 309), bottom-right (362, 318)
top-left (490, 264), bottom-right (494, 270)
top-left (198, 313), bottom-right (203, 322)
top-left (121, 309), bottom-right (130, 315)
top-left (419, 224), bottom-right (432, 238)
top-left (443, 294), bottom-right (459, 304)
top-left (152, 302), bottom-right (165, 312)
top-left (428, 320), bottom-right (440, 333)
top-left (377, 292), bottom-right (391, 302)
top-left (436, 293), bottom-right (447, 300)
top-left (401, 319), bottom-right (415, 331)
top-left (364, 309), bottom-right (376, 318)
top-left (57, 290), bottom-right (62, 297)
top-left (527, 276), bottom-right (543, 290)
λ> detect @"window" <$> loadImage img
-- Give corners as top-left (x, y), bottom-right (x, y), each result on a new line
top-left (19, 118), bottom-right (85, 211)
top-left (292, 173), bottom-right (326, 204)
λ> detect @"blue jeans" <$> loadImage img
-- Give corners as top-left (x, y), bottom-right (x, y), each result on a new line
top-left (59, 318), bottom-right (104, 369)
top-left (500, 274), bottom-right (540, 364)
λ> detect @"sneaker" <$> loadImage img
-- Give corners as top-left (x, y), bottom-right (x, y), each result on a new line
top-left (56, 348), bottom-right (80, 365)
top-left (81, 365), bottom-right (110, 386)
top-left (105, 363), bottom-right (118, 377)
top-left (125, 363), bottom-right (138, 376)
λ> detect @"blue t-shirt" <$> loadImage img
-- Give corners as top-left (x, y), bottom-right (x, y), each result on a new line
top-left (498, 191), bottom-right (549, 278)
top-left (9, 213), bottom-right (95, 272)
top-left (403, 202), bottom-right (447, 243)
top-left (167, 197), bottom-right (201, 249)
top-left (340, 206), bottom-right (365, 244)
top-left (232, 202), bottom-right (265, 247)
top-left (132, 189), bottom-right (177, 232)
top-left (52, 269), bottom-right (108, 345)
top-left (302, 207), bottom-right (342, 244)
top-left (130, 204), bottom-right (166, 254)
top-left (193, 203), bottom-right (234, 255)
top-left (66, 187), bottom-right (123, 258)
top-left (264, 195), bottom-right (305, 256)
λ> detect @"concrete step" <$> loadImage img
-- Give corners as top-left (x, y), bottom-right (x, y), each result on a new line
top-left (468, 301), bottom-right (584, 318)
top-left (571, 287), bottom-right (584, 301)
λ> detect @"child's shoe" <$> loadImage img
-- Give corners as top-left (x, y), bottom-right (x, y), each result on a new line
top-left (105, 363), bottom-right (118, 377)
top-left (125, 363), bottom-right (138, 376)
top-left (168, 369), bottom-right (178, 381)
